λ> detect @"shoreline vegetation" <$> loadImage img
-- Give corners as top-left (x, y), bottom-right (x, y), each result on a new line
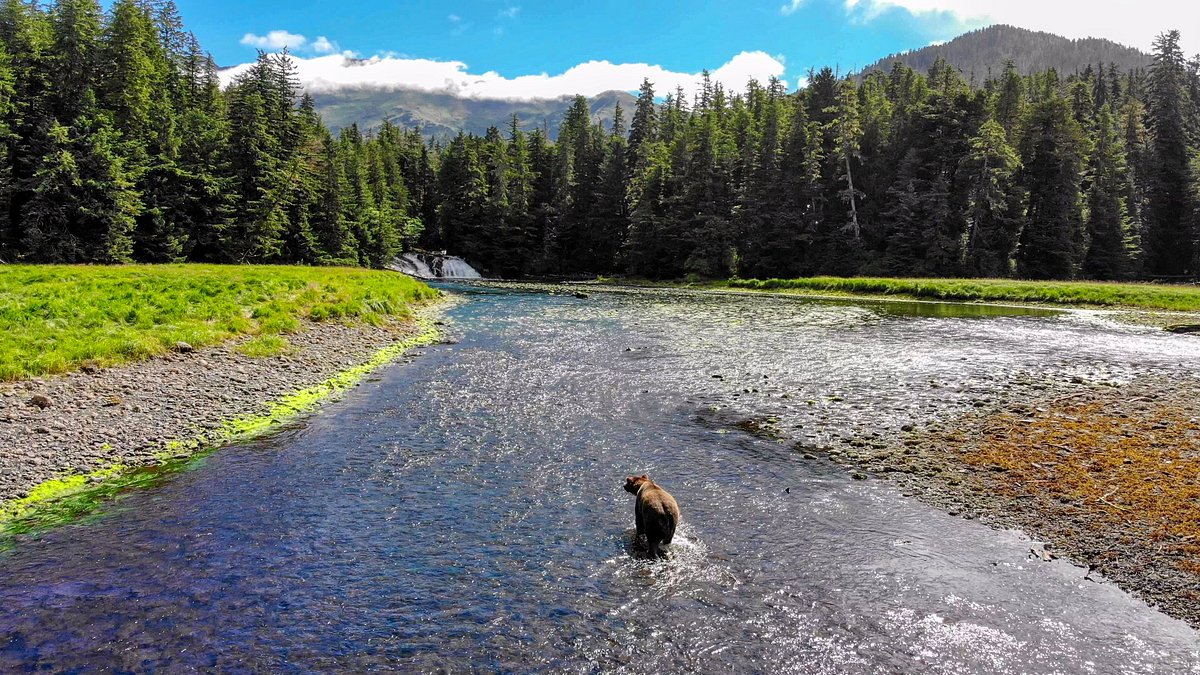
top-left (592, 275), bottom-right (1200, 318)
top-left (0, 264), bottom-right (444, 536)
top-left (0, 264), bottom-right (439, 381)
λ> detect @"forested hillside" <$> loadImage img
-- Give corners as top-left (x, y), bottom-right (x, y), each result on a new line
top-left (860, 25), bottom-right (1151, 80)
top-left (309, 87), bottom-right (636, 138)
top-left (0, 1), bottom-right (1195, 283)
top-left (422, 37), bottom-right (1198, 281)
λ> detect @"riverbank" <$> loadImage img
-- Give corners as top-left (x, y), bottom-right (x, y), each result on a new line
top-left (591, 276), bottom-right (1200, 327)
top-left (0, 304), bottom-right (448, 531)
top-left (818, 374), bottom-right (1200, 629)
top-left (0, 264), bottom-right (438, 382)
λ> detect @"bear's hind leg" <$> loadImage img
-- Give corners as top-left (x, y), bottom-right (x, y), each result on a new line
top-left (646, 536), bottom-right (660, 558)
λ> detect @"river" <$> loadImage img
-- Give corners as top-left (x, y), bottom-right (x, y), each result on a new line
top-left (1, 284), bottom-right (1198, 673)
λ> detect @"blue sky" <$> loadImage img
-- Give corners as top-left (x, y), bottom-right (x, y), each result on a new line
top-left (184, 0), bottom-right (972, 74)
top-left (177, 0), bottom-right (1192, 99)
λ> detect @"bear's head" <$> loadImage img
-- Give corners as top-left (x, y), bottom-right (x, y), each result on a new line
top-left (624, 474), bottom-right (651, 494)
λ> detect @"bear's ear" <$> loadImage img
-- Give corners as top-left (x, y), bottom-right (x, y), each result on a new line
top-left (641, 474), bottom-right (649, 479)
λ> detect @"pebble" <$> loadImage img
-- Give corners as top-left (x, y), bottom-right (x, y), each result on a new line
top-left (28, 394), bottom-right (53, 409)
top-left (0, 317), bottom-right (436, 505)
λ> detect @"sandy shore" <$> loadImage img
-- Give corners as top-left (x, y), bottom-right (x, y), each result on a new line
top-left (0, 315), bottom-right (440, 506)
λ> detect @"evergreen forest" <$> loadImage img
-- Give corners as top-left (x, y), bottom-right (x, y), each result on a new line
top-left (1, 0), bottom-right (1198, 282)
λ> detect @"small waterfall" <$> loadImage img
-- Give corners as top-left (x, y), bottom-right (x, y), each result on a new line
top-left (392, 252), bottom-right (436, 279)
top-left (439, 256), bottom-right (482, 279)
top-left (390, 251), bottom-right (482, 280)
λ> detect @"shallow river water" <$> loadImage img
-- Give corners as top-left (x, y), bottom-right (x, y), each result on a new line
top-left (2, 284), bottom-right (1199, 673)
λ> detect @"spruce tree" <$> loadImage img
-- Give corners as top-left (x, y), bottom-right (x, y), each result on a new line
top-left (22, 101), bottom-right (139, 263)
top-left (0, 0), bottom-right (54, 260)
top-left (49, 0), bottom-right (102, 125)
top-left (1144, 31), bottom-right (1195, 275)
top-left (310, 128), bottom-right (355, 264)
top-left (1016, 75), bottom-right (1085, 279)
top-left (497, 114), bottom-right (534, 276)
top-left (961, 119), bottom-right (1023, 277)
top-left (1083, 104), bottom-right (1133, 278)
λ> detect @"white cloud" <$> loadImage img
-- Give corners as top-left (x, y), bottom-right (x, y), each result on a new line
top-left (499, 6), bottom-right (521, 19)
top-left (240, 30), bottom-right (345, 55)
top-left (844, 0), bottom-right (1199, 53)
top-left (311, 36), bottom-right (338, 54)
top-left (780, 0), bottom-right (805, 15)
top-left (447, 14), bottom-right (461, 23)
top-left (240, 30), bottom-right (308, 50)
top-left (219, 51), bottom-right (788, 101)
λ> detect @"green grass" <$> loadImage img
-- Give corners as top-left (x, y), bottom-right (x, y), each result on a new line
top-left (0, 264), bottom-right (439, 381)
top-left (720, 277), bottom-right (1200, 312)
top-left (235, 335), bottom-right (295, 358)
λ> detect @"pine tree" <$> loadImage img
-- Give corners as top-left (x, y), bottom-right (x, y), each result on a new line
top-left (593, 109), bottom-right (629, 273)
top-left (0, 0), bottom-right (54, 260)
top-left (829, 77), bottom-right (863, 239)
top-left (496, 114), bottom-right (534, 276)
top-left (554, 96), bottom-right (606, 272)
top-left (627, 79), bottom-right (657, 175)
top-left (524, 128), bottom-right (558, 271)
top-left (1119, 98), bottom-right (1150, 273)
top-left (49, 0), bottom-right (102, 125)
top-left (624, 139), bottom-right (674, 278)
top-left (436, 132), bottom-right (485, 264)
top-left (0, 41), bottom-right (17, 259)
top-left (177, 43), bottom-right (231, 261)
top-left (21, 99), bottom-right (139, 263)
top-left (1144, 31), bottom-right (1195, 275)
top-left (310, 128), bottom-right (354, 263)
top-left (1017, 75), bottom-right (1085, 279)
top-left (961, 119), bottom-right (1023, 276)
top-left (992, 61), bottom-right (1024, 140)
top-left (1083, 104), bottom-right (1133, 278)
top-left (222, 56), bottom-right (287, 262)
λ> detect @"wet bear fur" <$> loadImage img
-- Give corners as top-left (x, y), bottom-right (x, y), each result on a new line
top-left (623, 475), bottom-right (681, 558)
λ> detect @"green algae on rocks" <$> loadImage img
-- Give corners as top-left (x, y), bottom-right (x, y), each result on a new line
top-left (0, 318), bottom-right (442, 541)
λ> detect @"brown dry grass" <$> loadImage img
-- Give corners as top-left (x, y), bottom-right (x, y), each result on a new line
top-left (960, 399), bottom-right (1200, 573)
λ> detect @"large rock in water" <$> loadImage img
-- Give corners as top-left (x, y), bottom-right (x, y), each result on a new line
top-left (390, 252), bottom-right (482, 280)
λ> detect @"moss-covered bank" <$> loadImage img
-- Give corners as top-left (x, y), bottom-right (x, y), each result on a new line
top-left (0, 316), bottom-right (442, 541)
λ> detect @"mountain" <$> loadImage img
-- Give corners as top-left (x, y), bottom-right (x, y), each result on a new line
top-left (304, 25), bottom-right (1151, 138)
top-left (859, 25), bottom-right (1151, 80)
top-left (310, 88), bottom-right (636, 139)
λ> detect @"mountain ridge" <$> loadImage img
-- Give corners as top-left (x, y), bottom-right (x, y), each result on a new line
top-left (307, 24), bottom-right (1154, 138)
top-left (311, 87), bottom-right (636, 139)
top-left (858, 24), bottom-right (1151, 79)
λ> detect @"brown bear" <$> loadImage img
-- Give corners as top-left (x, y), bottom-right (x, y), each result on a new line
top-left (623, 475), bottom-right (681, 558)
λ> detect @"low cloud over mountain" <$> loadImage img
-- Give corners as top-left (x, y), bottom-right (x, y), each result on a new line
top-left (219, 50), bottom-right (787, 101)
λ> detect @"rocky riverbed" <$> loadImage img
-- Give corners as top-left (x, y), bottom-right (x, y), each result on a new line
top-left (0, 316), bottom-right (439, 505)
top-left (816, 374), bottom-right (1200, 629)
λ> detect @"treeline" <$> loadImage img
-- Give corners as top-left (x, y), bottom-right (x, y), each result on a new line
top-left (0, 1), bottom-right (1196, 283)
top-left (0, 0), bottom-right (423, 266)
top-left (428, 31), bottom-right (1200, 281)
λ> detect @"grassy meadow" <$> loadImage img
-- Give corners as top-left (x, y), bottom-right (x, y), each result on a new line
top-left (722, 277), bottom-right (1200, 312)
top-left (0, 265), bottom-right (438, 382)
